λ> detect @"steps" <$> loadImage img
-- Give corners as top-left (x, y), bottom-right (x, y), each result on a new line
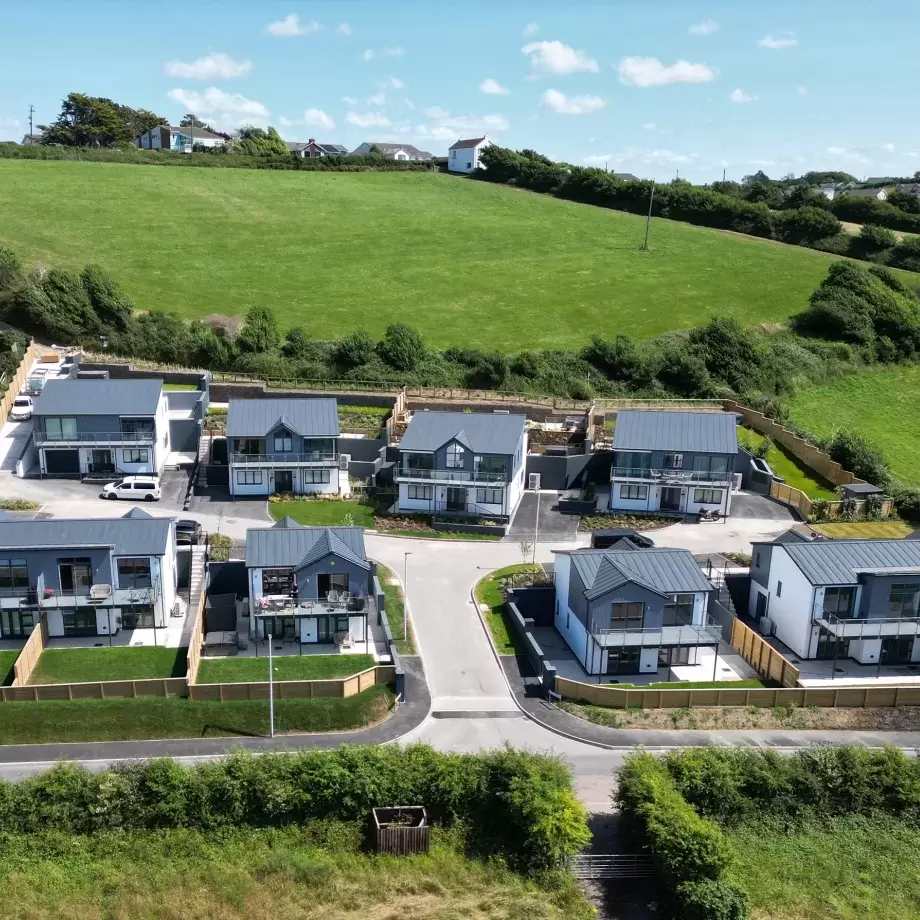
top-left (181, 546), bottom-right (207, 644)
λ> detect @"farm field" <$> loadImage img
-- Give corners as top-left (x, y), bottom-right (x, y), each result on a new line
top-left (787, 365), bottom-right (920, 487)
top-left (0, 159), bottom-right (867, 350)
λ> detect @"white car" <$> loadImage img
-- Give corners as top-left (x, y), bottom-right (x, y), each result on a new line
top-left (10, 395), bottom-right (32, 421)
top-left (101, 476), bottom-right (161, 502)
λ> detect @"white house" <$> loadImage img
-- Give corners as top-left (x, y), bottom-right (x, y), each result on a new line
top-left (448, 136), bottom-right (491, 174)
top-left (136, 125), bottom-right (225, 153)
top-left (350, 142), bottom-right (434, 161)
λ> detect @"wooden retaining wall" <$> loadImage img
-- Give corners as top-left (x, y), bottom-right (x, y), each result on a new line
top-left (0, 339), bottom-right (39, 419)
top-left (2, 677), bottom-right (187, 702)
top-left (188, 665), bottom-right (396, 702)
top-left (730, 619), bottom-right (801, 687)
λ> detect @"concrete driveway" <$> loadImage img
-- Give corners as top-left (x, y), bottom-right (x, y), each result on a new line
top-left (0, 419), bottom-right (32, 474)
top-left (731, 492), bottom-right (797, 520)
top-left (506, 491), bottom-right (580, 542)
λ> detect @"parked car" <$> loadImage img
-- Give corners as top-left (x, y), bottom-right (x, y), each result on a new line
top-left (9, 395), bottom-right (33, 421)
top-left (175, 518), bottom-right (202, 545)
top-left (101, 476), bottom-right (161, 502)
top-left (590, 528), bottom-right (655, 550)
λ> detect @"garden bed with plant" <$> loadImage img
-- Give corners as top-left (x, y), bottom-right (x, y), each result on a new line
top-left (337, 404), bottom-right (390, 430)
top-left (0, 498), bottom-right (39, 511)
top-left (578, 512), bottom-right (680, 532)
top-left (617, 745), bottom-right (920, 919)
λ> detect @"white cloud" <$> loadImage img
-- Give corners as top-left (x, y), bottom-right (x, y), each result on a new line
top-left (363, 46), bottom-right (403, 61)
top-left (345, 111), bottom-right (390, 128)
top-left (0, 116), bottom-right (21, 128)
top-left (424, 106), bottom-right (450, 119)
top-left (342, 96), bottom-right (359, 105)
top-left (363, 49), bottom-right (375, 60)
top-left (730, 88), bottom-right (757, 103)
top-left (797, 85), bottom-right (808, 95)
top-left (166, 87), bottom-right (269, 124)
top-left (368, 92), bottom-right (386, 105)
top-left (279, 115), bottom-right (295, 127)
top-left (689, 19), bottom-right (719, 35)
top-left (587, 147), bottom-right (698, 169)
top-left (644, 122), bottom-right (656, 130)
top-left (404, 98), bottom-right (415, 109)
top-left (749, 159), bottom-right (775, 167)
top-left (758, 33), bottom-right (797, 49)
top-left (266, 14), bottom-right (323, 37)
top-left (883, 142), bottom-right (895, 153)
top-left (164, 52), bottom-right (252, 80)
top-left (304, 108), bottom-right (335, 130)
top-left (336, 23), bottom-right (352, 36)
top-left (618, 57), bottom-right (715, 87)
top-left (414, 110), bottom-right (510, 141)
top-left (826, 145), bottom-right (870, 164)
top-left (523, 22), bottom-right (539, 38)
top-left (541, 88), bottom-right (606, 115)
top-left (387, 75), bottom-right (405, 88)
top-left (521, 40), bottom-right (599, 75)
top-left (480, 78), bottom-right (510, 95)
top-left (583, 155), bottom-right (612, 165)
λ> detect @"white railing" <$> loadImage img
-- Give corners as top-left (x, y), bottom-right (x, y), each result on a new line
top-left (611, 467), bottom-right (732, 485)
top-left (396, 467), bottom-right (506, 484)
top-left (590, 620), bottom-right (722, 647)
top-left (230, 452), bottom-right (338, 465)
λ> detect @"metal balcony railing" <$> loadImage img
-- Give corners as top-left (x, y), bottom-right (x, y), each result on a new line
top-left (610, 466), bottom-right (733, 485)
top-left (35, 430), bottom-right (156, 445)
top-left (253, 595), bottom-right (370, 617)
top-left (230, 452), bottom-right (339, 465)
top-left (396, 467), bottom-right (507, 484)
top-left (814, 608), bottom-right (920, 638)
top-left (590, 620), bottom-right (722, 648)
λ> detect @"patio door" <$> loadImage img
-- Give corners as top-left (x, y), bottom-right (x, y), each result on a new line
top-left (447, 487), bottom-right (467, 512)
top-left (881, 637), bottom-right (913, 665)
top-left (0, 609), bottom-right (35, 638)
top-left (62, 607), bottom-right (98, 636)
top-left (317, 573), bottom-right (349, 599)
top-left (89, 449), bottom-right (114, 475)
top-left (274, 470), bottom-right (293, 493)
top-left (660, 487), bottom-right (682, 513)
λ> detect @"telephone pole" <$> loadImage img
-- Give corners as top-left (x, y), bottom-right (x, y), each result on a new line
top-left (722, 167), bottom-right (726, 183)
top-left (640, 181), bottom-right (656, 251)
top-left (28, 105), bottom-right (34, 144)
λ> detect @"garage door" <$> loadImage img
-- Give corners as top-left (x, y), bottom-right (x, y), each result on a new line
top-left (44, 449), bottom-right (80, 475)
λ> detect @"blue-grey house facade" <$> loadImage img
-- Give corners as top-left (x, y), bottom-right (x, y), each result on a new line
top-left (553, 547), bottom-right (719, 675)
top-left (0, 511), bottom-right (177, 640)
top-left (31, 378), bottom-right (170, 478)
top-left (245, 521), bottom-right (375, 650)
top-left (226, 397), bottom-right (343, 498)
top-left (609, 410), bottom-right (739, 516)
top-left (395, 410), bottom-right (528, 521)
top-left (749, 536), bottom-right (920, 666)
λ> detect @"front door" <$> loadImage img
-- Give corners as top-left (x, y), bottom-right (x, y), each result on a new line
top-left (660, 487), bottom-right (683, 512)
top-left (606, 647), bottom-right (640, 675)
top-left (89, 449), bottom-right (114, 475)
top-left (274, 470), bottom-right (293, 493)
top-left (881, 636), bottom-right (914, 665)
top-left (754, 592), bottom-right (767, 620)
top-left (0, 609), bottom-right (35, 639)
top-left (447, 487), bottom-right (467, 512)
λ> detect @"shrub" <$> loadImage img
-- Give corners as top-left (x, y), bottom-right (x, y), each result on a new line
top-left (378, 323), bottom-right (426, 371)
top-left (811, 498), bottom-right (830, 521)
top-left (675, 880), bottom-right (750, 920)
top-left (824, 428), bottom-right (890, 487)
top-left (893, 487), bottom-right (920, 524)
top-left (335, 328), bottom-right (376, 369)
top-left (237, 306), bottom-right (280, 353)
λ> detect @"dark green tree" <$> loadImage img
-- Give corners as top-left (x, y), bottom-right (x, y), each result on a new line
top-left (0, 247), bottom-right (23, 291)
top-left (281, 326), bottom-right (312, 359)
top-left (378, 323), bottom-right (425, 371)
top-left (335, 328), bottom-right (377, 368)
top-left (39, 93), bottom-right (163, 147)
top-left (80, 264), bottom-right (132, 328)
top-left (237, 306), bottom-right (280, 353)
top-left (688, 317), bottom-right (764, 393)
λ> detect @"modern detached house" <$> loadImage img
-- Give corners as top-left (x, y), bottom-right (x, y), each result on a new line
top-left (553, 546), bottom-right (720, 675)
top-left (448, 136), bottom-right (491, 174)
top-left (610, 410), bottom-right (738, 517)
top-left (244, 521), bottom-right (375, 651)
top-left (136, 124), bottom-right (225, 152)
top-left (32, 379), bottom-right (170, 479)
top-left (0, 511), bottom-right (177, 640)
top-left (226, 397), bottom-right (343, 498)
top-left (749, 537), bottom-right (920, 667)
top-left (395, 410), bottom-right (527, 521)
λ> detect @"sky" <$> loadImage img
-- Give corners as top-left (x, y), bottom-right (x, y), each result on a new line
top-left (1, 0), bottom-right (918, 183)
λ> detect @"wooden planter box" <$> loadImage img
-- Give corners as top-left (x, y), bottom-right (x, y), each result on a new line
top-left (372, 806), bottom-right (430, 855)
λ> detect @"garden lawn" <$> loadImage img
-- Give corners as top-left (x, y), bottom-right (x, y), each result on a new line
top-left (269, 500), bottom-right (375, 528)
top-left (0, 686), bottom-right (392, 742)
top-left (377, 563), bottom-right (417, 656)
top-left (0, 160), bottom-right (866, 350)
top-left (741, 428), bottom-right (837, 500)
top-left (729, 815), bottom-right (920, 920)
top-left (27, 647), bottom-right (186, 684)
top-left (812, 521), bottom-right (914, 538)
top-left (196, 654), bottom-right (375, 684)
top-left (0, 650), bottom-right (19, 686)
top-left (475, 564), bottom-right (544, 655)
top-left (788, 365), bottom-right (920, 487)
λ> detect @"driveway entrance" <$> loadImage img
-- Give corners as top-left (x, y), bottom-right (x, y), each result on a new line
top-left (506, 491), bottom-right (580, 542)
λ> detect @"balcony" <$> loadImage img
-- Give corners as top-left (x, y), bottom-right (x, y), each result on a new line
top-left (814, 611), bottom-right (920, 639)
top-left (253, 594), bottom-right (371, 618)
top-left (35, 430), bottom-right (156, 445)
top-left (610, 466), bottom-right (733, 486)
top-left (591, 621), bottom-right (722, 648)
top-left (396, 467), bottom-right (506, 485)
top-left (230, 452), bottom-right (339, 466)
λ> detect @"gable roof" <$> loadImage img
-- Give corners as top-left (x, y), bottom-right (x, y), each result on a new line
top-left (844, 187), bottom-right (888, 198)
top-left (0, 517), bottom-right (172, 556)
top-left (165, 125), bottom-right (225, 141)
top-left (245, 525), bottom-right (368, 569)
top-left (563, 547), bottom-right (713, 598)
top-left (612, 410), bottom-right (738, 455)
top-left (781, 539), bottom-right (920, 585)
top-left (226, 398), bottom-right (339, 438)
top-left (449, 136), bottom-right (486, 150)
top-left (33, 378), bottom-right (163, 417)
top-left (612, 172), bottom-right (639, 181)
top-left (317, 143), bottom-right (348, 154)
top-left (122, 507), bottom-right (154, 520)
top-left (399, 410), bottom-right (526, 455)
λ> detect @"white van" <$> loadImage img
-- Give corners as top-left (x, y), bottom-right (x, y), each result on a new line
top-left (101, 476), bottom-right (161, 502)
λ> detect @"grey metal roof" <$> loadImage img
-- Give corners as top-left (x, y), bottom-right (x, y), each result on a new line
top-left (33, 379), bottom-right (163, 417)
top-left (612, 410), bottom-right (738, 455)
top-left (122, 507), bottom-right (154, 519)
top-left (0, 517), bottom-right (172, 556)
top-left (565, 548), bottom-right (714, 598)
top-left (226, 398), bottom-right (339, 438)
top-left (245, 525), bottom-right (368, 570)
top-left (399, 411), bottom-right (525, 455)
top-left (782, 539), bottom-right (920, 585)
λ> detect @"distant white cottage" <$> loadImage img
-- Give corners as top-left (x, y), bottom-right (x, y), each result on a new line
top-left (448, 136), bottom-right (491, 174)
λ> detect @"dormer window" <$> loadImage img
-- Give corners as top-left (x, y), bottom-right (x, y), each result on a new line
top-left (274, 429), bottom-right (293, 452)
top-left (446, 443), bottom-right (465, 468)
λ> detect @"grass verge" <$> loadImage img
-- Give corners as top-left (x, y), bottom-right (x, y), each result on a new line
top-left (28, 647), bottom-right (187, 684)
top-left (196, 654), bottom-right (375, 684)
top-left (812, 521), bottom-right (915, 538)
top-left (385, 528), bottom-right (501, 541)
top-left (0, 650), bottom-right (18, 686)
top-left (474, 564), bottom-right (544, 655)
top-left (740, 428), bottom-right (838, 500)
top-left (376, 562), bottom-right (417, 656)
top-left (0, 824), bottom-right (592, 920)
top-left (0, 685), bottom-right (392, 743)
top-left (268, 499), bottom-right (376, 528)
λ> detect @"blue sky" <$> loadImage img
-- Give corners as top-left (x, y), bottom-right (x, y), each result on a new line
top-left (1, 0), bottom-right (917, 182)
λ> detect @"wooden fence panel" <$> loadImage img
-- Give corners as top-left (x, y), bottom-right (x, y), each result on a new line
top-left (11, 614), bottom-right (48, 687)
top-left (0, 340), bottom-right (39, 420)
top-left (730, 619), bottom-right (800, 687)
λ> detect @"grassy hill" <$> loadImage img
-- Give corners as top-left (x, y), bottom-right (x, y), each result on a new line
top-left (0, 159), bottom-right (876, 350)
top-left (787, 364), bottom-right (920, 487)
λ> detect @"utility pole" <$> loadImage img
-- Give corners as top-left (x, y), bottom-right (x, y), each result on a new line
top-left (267, 632), bottom-right (275, 737)
top-left (28, 105), bottom-right (34, 144)
top-left (402, 552), bottom-right (412, 641)
top-left (722, 167), bottom-right (726, 183)
top-left (641, 182), bottom-right (656, 251)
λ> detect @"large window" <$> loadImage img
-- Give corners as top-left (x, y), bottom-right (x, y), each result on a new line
top-left (236, 470), bottom-right (263, 485)
top-left (613, 451), bottom-right (651, 472)
top-left (120, 604), bottom-right (155, 629)
top-left (446, 443), bottom-right (465, 468)
top-left (619, 484), bottom-right (648, 501)
top-left (122, 448), bottom-right (149, 464)
top-left (889, 583), bottom-right (920, 619)
top-left (663, 594), bottom-right (695, 627)
top-left (408, 484), bottom-right (432, 500)
top-left (303, 469), bottom-right (331, 484)
top-left (477, 488), bottom-right (503, 505)
top-left (610, 602), bottom-right (644, 631)
top-left (0, 558), bottom-right (29, 596)
top-left (693, 488), bottom-right (723, 505)
top-left (117, 558), bottom-right (152, 590)
top-left (120, 418), bottom-right (155, 439)
top-left (273, 430), bottom-right (293, 452)
top-left (663, 453), bottom-right (684, 470)
top-left (62, 607), bottom-right (97, 636)
top-left (44, 417), bottom-right (77, 440)
top-left (404, 453), bottom-right (434, 473)
top-left (474, 455), bottom-right (507, 477)
top-left (236, 438), bottom-right (262, 456)
top-left (823, 586), bottom-right (855, 619)
top-left (262, 568), bottom-right (295, 596)
top-left (693, 456), bottom-right (729, 474)
top-left (58, 558), bottom-right (93, 595)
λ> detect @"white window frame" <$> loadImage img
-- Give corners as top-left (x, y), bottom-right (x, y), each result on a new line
top-left (446, 443), bottom-right (465, 468)
top-left (693, 488), bottom-right (723, 504)
top-left (273, 434), bottom-right (293, 452)
top-left (236, 470), bottom-right (263, 485)
top-left (619, 484), bottom-right (648, 501)
top-left (408, 484), bottom-right (432, 500)
top-left (123, 448), bottom-right (149, 464)
top-left (476, 487), bottom-right (502, 505)
top-left (663, 453), bottom-right (684, 470)
top-left (302, 469), bottom-right (331, 484)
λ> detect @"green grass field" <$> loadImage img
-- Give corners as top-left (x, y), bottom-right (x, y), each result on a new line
top-left (812, 521), bottom-right (914, 538)
top-left (740, 428), bottom-right (838, 499)
top-left (268, 499), bottom-right (376, 527)
top-left (28, 647), bottom-right (187, 684)
top-left (196, 654), bottom-right (375, 684)
top-left (377, 563), bottom-right (417, 656)
top-left (0, 650), bottom-right (18, 686)
top-left (787, 365), bottom-right (920, 487)
top-left (0, 160), bottom-right (866, 350)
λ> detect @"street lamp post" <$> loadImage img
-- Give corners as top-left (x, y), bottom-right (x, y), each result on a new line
top-left (267, 632), bottom-right (275, 738)
top-left (403, 552), bottom-right (412, 641)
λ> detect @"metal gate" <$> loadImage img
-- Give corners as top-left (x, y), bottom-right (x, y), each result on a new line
top-left (566, 854), bottom-right (656, 880)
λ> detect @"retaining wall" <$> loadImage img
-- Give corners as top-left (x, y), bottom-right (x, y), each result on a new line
top-left (188, 664), bottom-right (395, 701)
